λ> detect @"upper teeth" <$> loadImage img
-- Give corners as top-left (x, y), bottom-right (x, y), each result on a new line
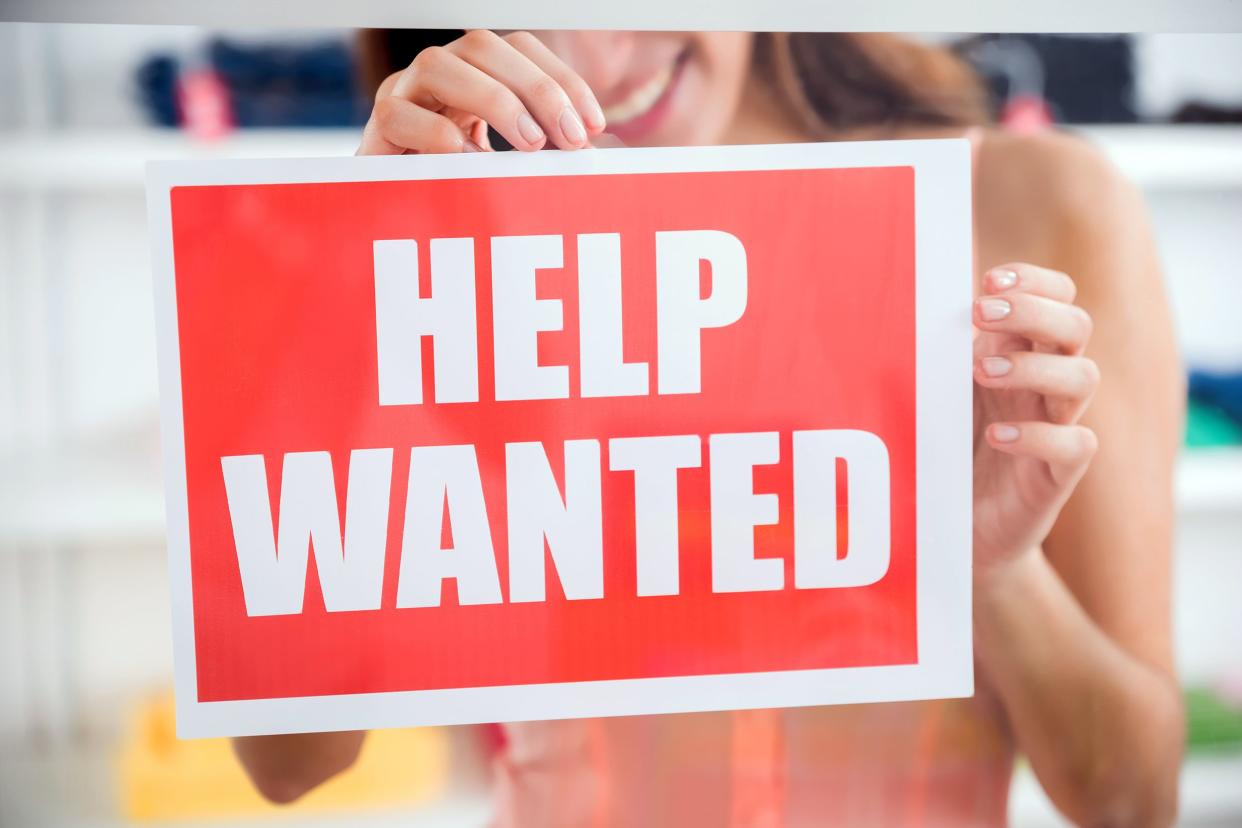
top-left (602, 62), bottom-right (675, 125)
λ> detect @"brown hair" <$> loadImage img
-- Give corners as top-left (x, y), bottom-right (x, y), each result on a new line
top-left (357, 30), bottom-right (989, 136)
top-left (758, 33), bottom-right (989, 134)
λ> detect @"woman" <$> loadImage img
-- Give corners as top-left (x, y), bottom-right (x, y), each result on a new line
top-left (236, 31), bottom-right (1184, 826)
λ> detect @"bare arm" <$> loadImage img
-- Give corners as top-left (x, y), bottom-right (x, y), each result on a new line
top-left (977, 552), bottom-right (1182, 826)
top-left (233, 731), bottom-right (367, 804)
top-left (973, 132), bottom-right (1184, 827)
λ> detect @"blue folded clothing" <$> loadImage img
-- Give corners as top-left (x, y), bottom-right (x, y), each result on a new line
top-left (1189, 369), bottom-right (1242, 426)
top-left (135, 36), bottom-right (370, 128)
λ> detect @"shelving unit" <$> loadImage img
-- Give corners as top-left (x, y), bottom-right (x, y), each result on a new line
top-left (2, 121), bottom-right (1236, 548)
top-left (1177, 448), bottom-right (1242, 515)
top-left (0, 122), bottom-right (1240, 547)
top-left (2, 119), bottom-right (1240, 828)
top-left (1074, 125), bottom-right (1242, 189)
top-left (0, 128), bottom-right (361, 191)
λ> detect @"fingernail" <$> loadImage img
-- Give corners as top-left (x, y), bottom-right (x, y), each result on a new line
top-left (991, 424), bottom-right (1021, 443)
top-left (559, 106), bottom-right (587, 146)
top-left (517, 112), bottom-right (545, 146)
top-left (463, 139), bottom-right (484, 153)
top-left (989, 268), bottom-right (1018, 291)
top-left (581, 95), bottom-right (606, 131)
top-left (978, 298), bottom-right (1011, 322)
top-left (981, 356), bottom-right (1012, 377)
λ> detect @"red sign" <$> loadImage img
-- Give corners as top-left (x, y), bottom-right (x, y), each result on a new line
top-left (149, 142), bottom-right (973, 736)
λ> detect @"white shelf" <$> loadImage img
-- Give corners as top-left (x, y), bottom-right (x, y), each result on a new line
top-left (1176, 448), bottom-right (1242, 515)
top-left (0, 449), bottom-right (166, 544)
top-left (1, 125), bottom-right (1241, 191)
top-left (1068, 124), bottom-right (1242, 191)
top-left (1074, 125), bottom-right (1242, 190)
top-left (0, 128), bottom-right (362, 191)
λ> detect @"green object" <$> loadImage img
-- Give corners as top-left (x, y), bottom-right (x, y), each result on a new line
top-left (1185, 686), bottom-right (1242, 753)
top-left (1184, 400), bottom-right (1242, 448)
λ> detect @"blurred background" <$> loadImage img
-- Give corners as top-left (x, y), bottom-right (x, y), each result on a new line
top-left (0, 23), bottom-right (1240, 827)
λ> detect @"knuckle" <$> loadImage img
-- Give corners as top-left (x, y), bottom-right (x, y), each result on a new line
top-left (375, 70), bottom-right (401, 101)
top-left (504, 30), bottom-right (540, 49)
top-left (1080, 357), bottom-right (1101, 391)
top-left (1078, 427), bottom-right (1100, 457)
top-left (371, 96), bottom-right (400, 131)
top-left (557, 72), bottom-right (593, 103)
top-left (456, 29), bottom-right (500, 60)
top-left (1074, 305), bottom-right (1094, 342)
top-left (527, 73), bottom-right (567, 107)
top-left (413, 45), bottom-right (448, 71)
top-left (483, 82), bottom-right (519, 118)
top-left (460, 28), bottom-right (499, 50)
top-left (1057, 270), bottom-right (1078, 301)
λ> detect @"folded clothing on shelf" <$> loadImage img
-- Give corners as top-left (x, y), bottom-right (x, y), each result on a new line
top-left (120, 692), bottom-right (448, 820)
top-left (135, 36), bottom-right (370, 129)
top-left (1186, 369), bottom-right (1242, 448)
top-left (1186, 684), bottom-right (1242, 755)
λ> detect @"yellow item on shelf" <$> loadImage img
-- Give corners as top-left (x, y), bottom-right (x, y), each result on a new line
top-left (119, 692), bottom-right (448, 822)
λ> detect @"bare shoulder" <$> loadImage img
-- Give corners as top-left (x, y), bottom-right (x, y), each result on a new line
top-left (977, 127), bottom-right (1121, 180)
top-left (972, 128), bottom-right (1152, 290)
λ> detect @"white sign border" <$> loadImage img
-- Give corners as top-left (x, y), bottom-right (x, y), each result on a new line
top-left (146, 139), bottom-right (973, 738)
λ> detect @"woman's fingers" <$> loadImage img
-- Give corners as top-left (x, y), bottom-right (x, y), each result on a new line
top-left (986, 421), bottom-right (1099, 486)
top-left (982, 262), bottom-right (1076, 303)
top-left (974, 291), bottom-right (1093, 355)
top-left (390, 46), bottom-right (550, 152)
top-left (451, 29), bottom-right (590, 149)
top-left (976, 263), bottom-right (1099, 484)
top-left (372, 68), bottom-right (401, 103)
top-left (357, 117), bottom-right (402, 156)
top-left (501, 30), bottom-right (607, 135)
top-left (362, 31), bottom-right (600, 154)
top-left (359, 95), bottom-right (469, 155)
top-left (975, 351), bottom-right (1100, 419)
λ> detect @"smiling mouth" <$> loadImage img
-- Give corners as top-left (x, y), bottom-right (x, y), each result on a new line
top-left (601, 50), bottom-right (687, 126)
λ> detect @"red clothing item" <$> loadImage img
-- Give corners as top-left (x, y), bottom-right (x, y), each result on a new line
top-left (488, 129), bottom-right (1003, 828)
top-left (490, 697), bottom-right (1014, 827)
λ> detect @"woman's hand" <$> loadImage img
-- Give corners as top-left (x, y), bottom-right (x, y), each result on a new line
top-left (357, 30), bottom-right (606, 156)
top-left (972, 262), bottom-right (1100, 580)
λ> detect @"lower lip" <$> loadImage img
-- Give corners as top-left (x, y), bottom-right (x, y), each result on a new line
top-left (605, 51), bottom-right (689, 143)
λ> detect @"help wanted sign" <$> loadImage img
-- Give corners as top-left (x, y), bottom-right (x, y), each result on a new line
top-left (147, 140), bottom-right (972, 738)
